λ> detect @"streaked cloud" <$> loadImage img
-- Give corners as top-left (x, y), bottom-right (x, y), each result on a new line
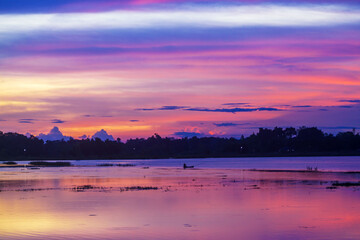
top-left (137, 106), bottom-right (187, 111)
top-left (292, 105), bottom-right (313, 108)
top-left (18, 118), bottom-right (36, 124)
top-left (1, 5), bottom-right (360, 35)
top-left (338, 105), bottom-right (354, 108)
top-left (213, 122), bottom-right (250, 127)
top-left (186, 107), bottom-right (280, 113)
top-left (137, 105), bottom-right (281, 113)
top-left (222, 103), bottom-right (249, 106)
top-left (338, 99), bottom-right (360, 103)
top-left (51, 119), bottom-right (66, 124)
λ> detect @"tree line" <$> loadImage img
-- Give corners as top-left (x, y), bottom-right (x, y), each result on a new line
top-left (1, 127), bottom-right (360, 160)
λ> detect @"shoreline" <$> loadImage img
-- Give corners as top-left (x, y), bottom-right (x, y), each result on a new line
top-left (2, 153), bottom-right (360, 162)
top-left (1, 163), bottom-right (360, 174)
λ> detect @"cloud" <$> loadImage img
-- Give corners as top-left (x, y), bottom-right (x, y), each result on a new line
top-left (51, 119), bottom-right (66, 124)
top-left (37, 126), bottom-right (71, 142)
top-left (213, 122), bottom-right (250, 127)
top-left (222, 103), bottom-right (249, 106)
top-left (159, 106), bottom-right (187, 110)
top-left (137, 105), bottom-right (280, 113)
top-left (1, 5), bottom-right (360, 35)
top-left (129, 119), bottom-right (139, 122)
top-left (185, 107), bottom-right (280, 113)
top-left (19, 120), bottom-right (33, 123)
top-left (0, 119), bottom-right (6, 122)
top-left (292, 105), bottom-right (313, 108)
top-left (338, 105), bottom-right (353, 108)
top-left (83, 114), bottom-right (95, 117)
top-left (173, 131), bottom-right (205, 138)
top-left (321, 126), bottom-right (358, 130)
top-left (91, 129), bottom-right (115, 141)
top-left (18, 118), bottom-right (36, 124)
top-left (136, 105), bottom-right (187, 111)
top-left (79, 134), bottom-right (89, 140)
top-left (338, 99), bottom-right (360, 103)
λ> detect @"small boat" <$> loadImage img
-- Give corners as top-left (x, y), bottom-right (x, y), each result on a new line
top-left (183, 164), bottom-right (194, 169)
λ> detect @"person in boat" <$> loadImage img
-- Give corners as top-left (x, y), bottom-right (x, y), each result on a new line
top-left (183, 163), bottom-right (194, 169)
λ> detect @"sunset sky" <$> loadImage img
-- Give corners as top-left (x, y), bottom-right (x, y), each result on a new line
top-left (1, 0), bottom-right (360, 140)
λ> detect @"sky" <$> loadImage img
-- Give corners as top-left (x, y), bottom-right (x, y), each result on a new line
top-left (1, 0), bottom-right (360, 140)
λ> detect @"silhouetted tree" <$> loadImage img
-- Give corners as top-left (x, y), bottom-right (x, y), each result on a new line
top-left (0, 127), bottom-right (359, 160)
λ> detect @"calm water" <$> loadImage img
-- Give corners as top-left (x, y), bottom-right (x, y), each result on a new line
top-left (16, 155), bottom-right (360, 171)
top-left (1, 156), bottom-right (360, 239)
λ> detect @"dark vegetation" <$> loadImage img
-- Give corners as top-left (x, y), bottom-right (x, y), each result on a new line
top-left (117, 164), bottom-right (136, 167)
top-left (29, 161), bottom-right (72, 167)
top-left (0, 127), bottom-right (360, 160)
top-left (71, 185), bottom-right (158, 192)
top-left (96, 163), bottom-right (114, 167)
top-left (3, 161), bottom-right (17, 165)
top-left (96, 163), bottom-right (136, 167)
top-left (331, 181), bottom-right (360, 187)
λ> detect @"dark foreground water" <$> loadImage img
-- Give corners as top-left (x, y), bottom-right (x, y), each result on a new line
top-left (1, 157), bottom-right (360, 239)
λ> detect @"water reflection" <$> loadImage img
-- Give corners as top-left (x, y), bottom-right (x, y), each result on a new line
top-left (0, 168), bottom-right (359, 240)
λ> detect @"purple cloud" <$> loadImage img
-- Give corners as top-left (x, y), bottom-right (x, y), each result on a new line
top-left (138, 106), bottom-right (280, 113)
top-left (338, 105), bottom-right (353, 108)
top-left (213, 122), bottom-right (250, 127)
top-left (137, 106), bottom-right (187, 111)
top-left (91, 129), bottom-right (114, 141)
top-left (173, 131), bottom-right (205, 138)
top-left (79, 134), bottom-right (89, 140)
top-left (186, 107), bottom-right (280, 113)
top-left (51, 119), bottom-right (66, 124)
top-left (38, 126), bottom-right (71, 142)
top-left (339, 99), bottom-right (360, 103)
top-left (18, 118), bottom-right (36, 124)
top-left (292, 105), bottom-right (313, 108)
top-left (222, 103), bottom-right (249, 106)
